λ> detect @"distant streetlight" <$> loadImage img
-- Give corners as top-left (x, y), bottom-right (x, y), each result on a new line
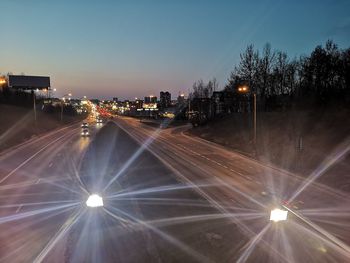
top-left (238, 86), bottom-right (248, 92)
top-left (237, 85), bottom-right (257, 155)
top-left (0, 78), bottom-right (6, 85)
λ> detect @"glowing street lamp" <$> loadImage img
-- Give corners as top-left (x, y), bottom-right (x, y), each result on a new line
top-left (238, 85), bottom-right (248, 92)
top-left (270, 208), bottom-right (288, 222)
top-left (0, 78), bottom-right (7, 85)
top-left (86, 194), bottom-right (104, 207)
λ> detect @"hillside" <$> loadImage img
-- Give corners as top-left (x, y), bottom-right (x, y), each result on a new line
top-left (0, 104), bottom-right (83, 152)
top-left (188, 109), bottom-right (350, 191)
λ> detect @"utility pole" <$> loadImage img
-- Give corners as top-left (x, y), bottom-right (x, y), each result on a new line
top-left (32, 90), bottom-right (37, 122)
top-left (61, 99), bottom-right (64, 122)
top-left (61, 93), bottom-right (72, 122)
top-left (253, 93), bottom-right (257, 147)
top-left (238, 85), bottom-right (257, 157)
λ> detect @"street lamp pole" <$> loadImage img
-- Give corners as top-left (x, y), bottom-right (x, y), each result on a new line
top-left (61, 99), bottom-right (64, 122)
top-left (33, 90), bottom-right (37, 122)
top-left (253, 92), bottom-right (257, 147)
top-left (61, 93), bottom-right (72, 122)
top-left (238, 85), bottom-right (257, 156)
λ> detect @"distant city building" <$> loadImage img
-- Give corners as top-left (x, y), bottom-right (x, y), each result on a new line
top-left (160, 91), bottom-right (171, 109)
top-left (144, 95), bottom-right (157, 104)
top-left (113, 97), bottom-right (118, 102)
top-left (142, 95), bottom-right (158, 118)
top-left (90, 99), bottom-right (100, 105)
top-left (177, 93), bottom-right (186, 106)
top-left (134, 99), bottom-right (143, 109)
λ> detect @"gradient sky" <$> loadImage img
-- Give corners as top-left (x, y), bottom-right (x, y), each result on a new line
top-left (1, 0), bottom-right (349, 100)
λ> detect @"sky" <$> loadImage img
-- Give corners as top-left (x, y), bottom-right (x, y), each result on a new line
top-left (1, 0), bottom-right (350, 100)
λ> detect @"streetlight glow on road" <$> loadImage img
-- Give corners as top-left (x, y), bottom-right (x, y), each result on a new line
top-left (86, 194), bottom-right (104, 207)
top-left (270, 208), bottom-right (288, 222)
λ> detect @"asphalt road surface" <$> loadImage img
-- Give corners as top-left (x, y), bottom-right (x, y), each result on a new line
top-left (0, 118), bottom-right (349, 262)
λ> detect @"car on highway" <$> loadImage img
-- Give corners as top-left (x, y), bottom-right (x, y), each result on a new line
top-left (81, 122), bottom-right (89, 128)
top-left (81, 128), bottom-right (90, 136)
top-left (96, 118), bottom-right (103, 124)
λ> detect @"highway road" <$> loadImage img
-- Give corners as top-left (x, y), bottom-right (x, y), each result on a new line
top-left (113, 116), bottom-right (350, 262)
top-left (0, 117), bottom-right (349, 262)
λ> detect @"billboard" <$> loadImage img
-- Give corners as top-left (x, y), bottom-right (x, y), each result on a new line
top-left (8, 75), bottom-right (50, 89)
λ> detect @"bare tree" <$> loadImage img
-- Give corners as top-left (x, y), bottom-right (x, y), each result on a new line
top-left (258, 43), bottom-right (275, 97)
top-left (237, 45), bottom-right (259, 92)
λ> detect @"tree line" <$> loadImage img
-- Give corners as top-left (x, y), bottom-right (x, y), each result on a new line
top-left (191, 40), bottom-right (350, 111)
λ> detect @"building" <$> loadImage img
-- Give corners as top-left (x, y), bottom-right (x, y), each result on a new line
top-left (160, 91), bottom-right (171, 109)
top-left (113, 97), bottom-right (118, 102)
top-left (177, 93), bottom-right (186, 106)
top-left (212, 91), bottom-right (225, 115)
top-left (134, 99), bottom-right (143, 109)
top-left (188, 98), bottom-right (213, 126)
top-left (140, 96), bottom-right (158, 118)
top-left (144, 95), bottom-right (157, 104)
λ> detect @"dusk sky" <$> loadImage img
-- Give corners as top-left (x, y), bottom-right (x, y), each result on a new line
top-left (1, 0), bottom-right (350, 100)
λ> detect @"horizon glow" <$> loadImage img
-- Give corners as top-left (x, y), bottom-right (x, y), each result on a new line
top-left (1, 0), bottom-right (349, 100)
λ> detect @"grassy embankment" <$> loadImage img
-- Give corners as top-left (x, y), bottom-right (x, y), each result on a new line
top-left (189, 109), bottom-right (350, 191)
top-left (0, 104), bottom-right (85, 152)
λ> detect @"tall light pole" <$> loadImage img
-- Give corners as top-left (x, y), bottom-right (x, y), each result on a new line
top-left (238, 85), bottom-right (257, 155)
top-left (253, 92), bottom-right (257, 146)
top-left (33, 89), bottom-right (40, 122)
top-left (61, 93), bottom-right (72, 121)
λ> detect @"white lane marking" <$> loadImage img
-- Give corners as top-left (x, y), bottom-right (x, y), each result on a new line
top-left (36, 179), bottom-right (41, 184)
top-left (0, 130), bottom-right (76, 184)
top-left (15, 204), bottom-right (23, 213)
top-left (174, 143), bottom-right (253, 179)
top-left (122, 123), bottom-right (258, 187)
top-left (48, 162), bottom-right (53, 168)
top-left (0, 123), bottom-right (78, 161)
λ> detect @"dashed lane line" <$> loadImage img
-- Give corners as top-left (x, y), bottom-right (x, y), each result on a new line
top-left (15, 204), bottom-right (23, 213)
top-left (0, 129), bottom-right (77, 184)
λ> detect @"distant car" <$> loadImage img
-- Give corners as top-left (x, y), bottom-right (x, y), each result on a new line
top-left (96, 118), bottom-right (103, 124)
top-left (81, 128), bottom-right (89, 136)
top-left (81, 122), bottom-right (89, 128)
